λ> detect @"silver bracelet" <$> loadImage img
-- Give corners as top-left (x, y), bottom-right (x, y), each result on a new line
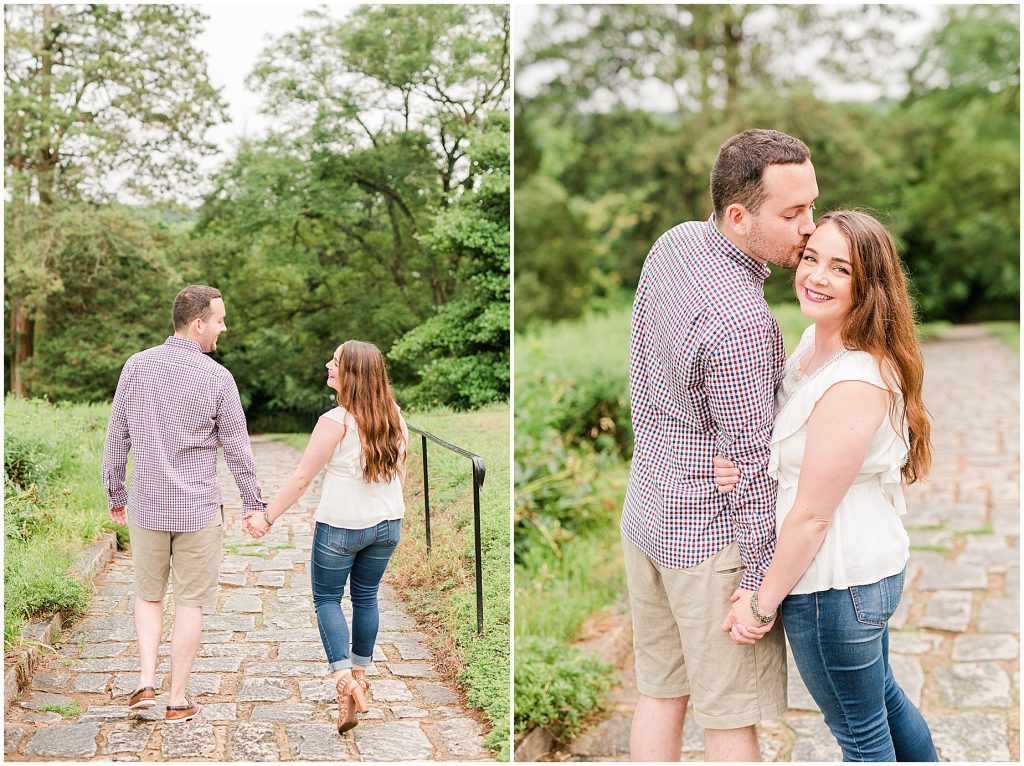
top-left (749, 590), bottom-right (775, 625)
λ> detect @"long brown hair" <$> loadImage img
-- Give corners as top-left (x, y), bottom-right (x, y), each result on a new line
top-left (816, 210), bottom-right (931, 483)
top-left (334, 340), bottom-right (404, 483)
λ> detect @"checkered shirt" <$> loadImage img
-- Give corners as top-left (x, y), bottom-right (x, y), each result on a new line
top-left (102, 336), bottom-right (266, 531)
top-left (621, 216), bottom-right (786, 591)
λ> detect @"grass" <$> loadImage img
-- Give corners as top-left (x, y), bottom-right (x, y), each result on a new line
top-left (36, 701), bottom-right (82, 717)
top-left (268, 402), bottom-right (511, 759)
top-left (983, 321), bottom-right (1019, 353)
top-left (514, 462), bottom-right (628, 643)
top-left (4, 397), bottom-right (121, 650)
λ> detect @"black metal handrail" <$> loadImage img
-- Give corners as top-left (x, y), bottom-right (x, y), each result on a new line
top-left (407, 425), bottom-right (487, 636)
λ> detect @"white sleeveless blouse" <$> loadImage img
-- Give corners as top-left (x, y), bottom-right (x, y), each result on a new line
top-left (314, 406), bottom-right (405, 530)
top-left (769, 324), bottom-right (910, 594)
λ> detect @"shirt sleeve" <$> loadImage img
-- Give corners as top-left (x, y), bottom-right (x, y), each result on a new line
top-left (705, 321), bottom-right (778, 591)
top-left (216, 372), bottom-right (266, 517)
top-left (102, 359), bottom-right (133, 510)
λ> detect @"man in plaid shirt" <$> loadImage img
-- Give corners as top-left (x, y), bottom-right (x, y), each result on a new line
top-left (102, 285), bottom-right (267, 723)
top-left (621, 130), bottom-right (818, 760)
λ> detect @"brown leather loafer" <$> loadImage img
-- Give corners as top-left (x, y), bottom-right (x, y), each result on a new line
top-left (165, 696), bottom-right (200, 723)
top-left (128, 686), bottom-right (156, 711)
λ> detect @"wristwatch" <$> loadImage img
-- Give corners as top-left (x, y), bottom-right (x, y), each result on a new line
top-left (749, 591), bottom-right (775, 625)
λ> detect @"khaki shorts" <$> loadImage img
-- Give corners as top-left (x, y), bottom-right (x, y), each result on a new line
top-left (622, 537), bottom-right (787, 729)
top-left (128, 507), bottom-right (224, 608)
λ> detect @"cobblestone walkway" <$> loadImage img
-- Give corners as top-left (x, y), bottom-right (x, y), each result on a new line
top-left (560, 326), bottom-right (1019, 762)
top-left (5, 437), bottom-right (492, 761)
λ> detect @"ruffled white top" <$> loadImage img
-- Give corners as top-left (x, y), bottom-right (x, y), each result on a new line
top-left (769, 324), bottom-right (910, 594)
top-left (314, 406), bottom-right (406, 530)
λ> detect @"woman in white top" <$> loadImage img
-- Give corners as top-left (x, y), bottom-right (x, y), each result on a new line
top-left (715, 210), bottom-right (937, 761)
top-left (249, 340), bottom-right (408, 735)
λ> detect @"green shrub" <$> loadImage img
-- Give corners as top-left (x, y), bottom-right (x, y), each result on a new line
top-left (4, 430), bottom-right (72, 489)
top-left (4, 479), bottom-right (52, 541)
top-left (514, 636), bottom-right (615, 741)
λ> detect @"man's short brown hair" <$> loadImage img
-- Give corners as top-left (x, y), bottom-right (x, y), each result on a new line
top-left (710, 129), bottom-right (811, 221)
top-left (172, 285), bottom-right (222, 331)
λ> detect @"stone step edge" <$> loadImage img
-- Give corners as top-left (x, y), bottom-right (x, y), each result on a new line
top-left (513, 596), bottom-right (632, 762)
top-left (3, 532), bottom-right (118, 715)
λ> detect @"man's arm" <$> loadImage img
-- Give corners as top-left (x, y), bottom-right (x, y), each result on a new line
top-left (102, 360), bottom-right (133, 523)
top-left (704, 323), bottom-right (779, 592)
top-left (216, 373), bottom-right (266, 518)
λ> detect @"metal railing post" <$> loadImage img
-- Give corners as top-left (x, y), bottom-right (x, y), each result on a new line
top-left (472, 457), bottom-right (485, 636)
top-left (407, 425), bottom-right (487, 636)
top-left (421, 433), bottom-right (431, 555)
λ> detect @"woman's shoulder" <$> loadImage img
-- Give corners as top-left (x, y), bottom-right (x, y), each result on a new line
top-left (321, 405), bottom-right (354, 425)
top-left (834, 349), bottom-right (888, 390)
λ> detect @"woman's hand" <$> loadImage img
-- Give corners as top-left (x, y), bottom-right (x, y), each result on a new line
top-left (713, 455), bottom-right (740, 494)
top-left (721, 588), bottom-right (776, 645)
top-left (247, 513), bottom-right (271, 539)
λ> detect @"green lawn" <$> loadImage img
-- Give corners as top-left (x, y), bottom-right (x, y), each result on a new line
top-left (983, 321), bottom-right (1020, 353)
top-left (270, 403), bottom-right (511, 758)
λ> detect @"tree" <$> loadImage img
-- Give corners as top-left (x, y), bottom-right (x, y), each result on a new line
top-left (390, 113), bottom-right (510, 409)
top-left (248, 4), bottom-right (509, 307)
top-left (889, 4), bottom-right (1019, 320)
top-left (190, 5), bottom-right (512, 416)
top-left (4, 4), bottom-right (227, 394)
top-left (519, 5), bottom-right (918, 117)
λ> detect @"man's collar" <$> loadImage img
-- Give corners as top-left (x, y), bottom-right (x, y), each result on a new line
top-left (706, 215), bottom-right (771, 281)
top-left (165, 336), bottom-right (204, 353)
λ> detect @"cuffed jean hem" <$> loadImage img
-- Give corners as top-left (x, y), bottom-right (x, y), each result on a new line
top-left (351, 651), bottom-right (373, 668)
top-left (328, 659), bottom-right (353, 672)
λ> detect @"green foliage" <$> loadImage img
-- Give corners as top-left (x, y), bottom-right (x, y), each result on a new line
top-left (6, 6), bottom-right (511, 419)
top-left (515, 5), bottom-right (1019, 325)
top-left (391, 114), bottom-right (511, 410)
top-left (514, 636), bottom-right (614, 740)
top-left (5, 4), bottom-right (228, 395)
top-left (7, 203), bottom-right (182, 401)
top-left (4, 397), bottom-right (115, 648)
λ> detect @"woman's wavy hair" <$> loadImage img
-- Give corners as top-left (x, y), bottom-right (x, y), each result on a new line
top-left (817, 209), bottom-right (932, 483)
top-left (334, 340), bottom-right (404, 483)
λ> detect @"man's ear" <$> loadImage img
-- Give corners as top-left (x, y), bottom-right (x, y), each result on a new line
top-left (722, 203), bottom-right (750, 236)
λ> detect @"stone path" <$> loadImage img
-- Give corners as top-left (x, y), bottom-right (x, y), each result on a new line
top-left (4, 437), bottom-right (492, 761)
top-left (559, 326), bottom-right (1019, 762)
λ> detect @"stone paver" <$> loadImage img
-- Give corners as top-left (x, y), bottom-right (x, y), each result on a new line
top-left (4, 438), bottom-right (493, 761)
top-left (541, 327), bottom-right (1019, 762)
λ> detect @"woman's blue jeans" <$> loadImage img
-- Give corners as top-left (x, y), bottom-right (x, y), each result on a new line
top-left (311, 519), bottom-right (401, 672)
top-left (781, 570), bottom-right (938, 762)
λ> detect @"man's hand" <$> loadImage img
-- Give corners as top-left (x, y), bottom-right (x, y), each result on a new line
top-left (109, 506), bottom-right (127, 526)
top-left (713, 455), bottom-right (740, 494)
top-left (721, 588), bottom-right (776, 645)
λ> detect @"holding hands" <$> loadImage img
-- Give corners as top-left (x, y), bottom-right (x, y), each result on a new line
top-left (721, 588), bottom-right (776, 645)
top-left (243, 511), bottom-right (272, 540)
top-left (713, 455), bottom-right (776, 645)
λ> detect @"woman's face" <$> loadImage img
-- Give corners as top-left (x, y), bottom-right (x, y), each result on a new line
top-left (325, 345), bottom-right (343, 392)
top-left (795, 222), bottom-right (854, 325)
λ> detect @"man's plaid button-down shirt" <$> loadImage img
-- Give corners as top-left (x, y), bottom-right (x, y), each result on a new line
top-left (621, 216), bottom-right (786, 591)
top-left (102, 336), bottom-right (266, 532)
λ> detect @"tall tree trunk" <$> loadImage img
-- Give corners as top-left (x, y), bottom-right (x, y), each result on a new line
top-left (10, 4), bottom-right (58, 395)
top-left (9, 300), bottom-right (31, 396)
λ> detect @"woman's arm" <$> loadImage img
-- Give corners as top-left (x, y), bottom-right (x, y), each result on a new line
top-left (251, 416), bottom-right (346, 534)
top-left (397, 414), bottom-right (409, 490)
top-left (730, 380), bottom-right (890, 629)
